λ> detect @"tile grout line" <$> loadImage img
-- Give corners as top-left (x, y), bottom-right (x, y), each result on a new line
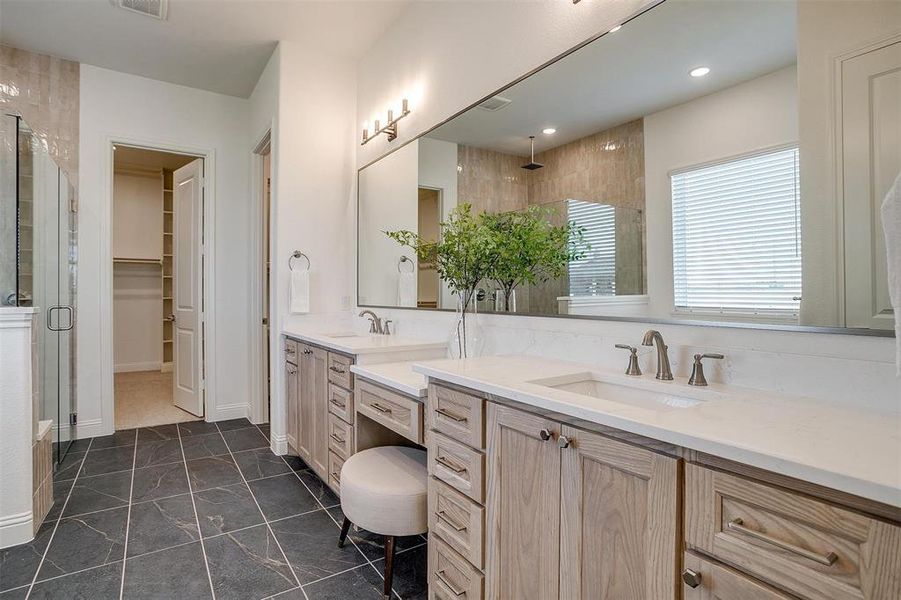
top-left (117, 429), bottom-right (140, 599)
top-left (25, 436), bottom-right (94, 599)
top-left (276, 454), bottom-right (379, 597)
top-left (215, 423), bottom-right (306, 597)
top-left (177, 425), bottom-right (218, 600)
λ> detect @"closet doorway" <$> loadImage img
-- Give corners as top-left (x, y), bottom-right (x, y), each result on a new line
top-left (112, 145), bottom-right (204, 430)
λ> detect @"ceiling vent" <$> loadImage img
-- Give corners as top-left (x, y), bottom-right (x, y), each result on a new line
top-left (113, 0), bottom-right (168, 20)
top-left (478, 95), bottom-right (512, 111)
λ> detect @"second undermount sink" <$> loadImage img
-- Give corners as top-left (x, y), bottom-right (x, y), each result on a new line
top-left (528, 372), bottom-right (706, 410)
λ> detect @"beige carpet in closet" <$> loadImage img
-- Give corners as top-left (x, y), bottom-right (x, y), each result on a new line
top-left (114, 370), bottom-right (200, 430)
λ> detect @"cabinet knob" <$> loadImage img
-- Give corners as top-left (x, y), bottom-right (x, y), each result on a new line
top-left (539, 429), bottom-right (552, 441)
top-left (557, 435), bottom-right (571, 449)
top-left (681, 569), bottom-right (702, 589)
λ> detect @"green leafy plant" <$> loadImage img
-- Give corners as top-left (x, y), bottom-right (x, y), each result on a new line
top-left (482, 205), bottom-right (587, 311)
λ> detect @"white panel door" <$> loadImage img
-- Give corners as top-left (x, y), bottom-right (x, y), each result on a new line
top-left (173, 159), bottom-right (204, 416)
top-left (843, 40), bottom-right (901, 329)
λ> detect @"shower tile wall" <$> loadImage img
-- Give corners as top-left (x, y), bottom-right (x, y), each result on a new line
top-left (0, 45), bottom-right (79, 186)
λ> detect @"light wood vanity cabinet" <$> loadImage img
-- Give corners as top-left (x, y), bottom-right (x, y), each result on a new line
top-left (297, 343), bottom-right (327, 471)
top-left (682, 552), bottom-right (793, 600)
top-left (284, 350), bottom-right (299, 455)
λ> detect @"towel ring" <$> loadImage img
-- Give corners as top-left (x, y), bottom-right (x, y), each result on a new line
top-left (289, 251), bottom-right (310, 272)
top-left (398, 255), bottom-right (415, 273)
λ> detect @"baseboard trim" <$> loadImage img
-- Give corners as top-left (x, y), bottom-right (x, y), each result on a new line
top-left (212, 403), bottom-right (248, 423)
top-left (52, 418), bottom-right (104, 441)
top-left (271, 432), bottom-right (288, 456)
top-left (114, 361), bottom-right (162, 373)
top-left (0, 510), bottom-right (34, 549)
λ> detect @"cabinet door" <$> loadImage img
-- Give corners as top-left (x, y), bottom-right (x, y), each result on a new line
top-left (682, 553), bottom-right (793, 600)
top-left (309, 346), bottom-right (330, 479)
top-left (559, 425), bottom-right (679, 600)
top-left (485, 403), bottom-right (561, 600)
top-left (285, 361), bottom-right (299, 454)
top-left (296, 345), bottom-right (315, 463)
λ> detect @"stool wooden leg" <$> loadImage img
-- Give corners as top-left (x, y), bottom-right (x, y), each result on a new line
top-left (338, 517), bottom-right (351, 548)
top-left (383, 535), bottom-right (397, 599)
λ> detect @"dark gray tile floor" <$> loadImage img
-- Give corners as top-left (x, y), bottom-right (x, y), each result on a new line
top-left (0, 419), bottom-right (427, 600)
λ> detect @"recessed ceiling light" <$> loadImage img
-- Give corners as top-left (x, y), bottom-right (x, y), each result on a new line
top-left (609, 25), bottom-right (622, 33)
top-left (542, 128), bottom-right (557, 135)
top-left (690, 66), bottom-right (711, 78)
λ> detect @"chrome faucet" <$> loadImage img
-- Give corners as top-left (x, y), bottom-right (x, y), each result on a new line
top-left (358, 310), bottom-right (391, 335)
top-left (641, 330), bottom-right (673, 380)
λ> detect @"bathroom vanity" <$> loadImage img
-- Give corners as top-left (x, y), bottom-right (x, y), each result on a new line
top-left (413, 356), bottom-right (901, 600)
top-left (281, 328), bottom-right (444, 491)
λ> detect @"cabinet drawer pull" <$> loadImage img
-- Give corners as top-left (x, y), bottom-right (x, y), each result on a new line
top-left (303, 349), bottom-right (312, 355)
top-left (539, 428), bottom-right (552, 441)
top-left (370, 402), bottom-right (393, 414)
top-left (285, 347), bottom-right (295, 354)
top-left (330, 471), bottom-right (341, 481)
top-left (435, 407), bottom-right (468, 423)
top-left (329, 366), bottom-right (346, 374)
top-left (436, 510), bottom-right (467, 532)
top-left (681, 568), bottom-right (702, 589)
top-left (435, 570), bottom-right (466, 597)
top-left (329, 433), bottom-right (346, 445)
top-left (727, 518), bottom-right (838, 566)
top-left (286, 365), bottom-right (297, 375)
top-left (329, 397), bottom-right (346, 409)
top-left (557, 435), bottom-right (571, 449)
top-left (435, 456), bottom-right (467, 474)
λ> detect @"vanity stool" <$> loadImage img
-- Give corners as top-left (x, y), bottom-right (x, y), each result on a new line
top-left (338, 445), bottom-right (428, 599)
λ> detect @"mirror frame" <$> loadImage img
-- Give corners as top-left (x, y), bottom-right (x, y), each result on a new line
top-left (356, 0), bottom-right (894, 338)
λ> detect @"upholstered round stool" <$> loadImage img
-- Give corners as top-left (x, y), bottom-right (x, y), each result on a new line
top-left (338, 446), bottom-right (428, 598)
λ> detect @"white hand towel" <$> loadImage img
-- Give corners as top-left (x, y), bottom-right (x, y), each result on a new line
top-left (290, 269), bottom-right (310, 314)
top-left (398, 270), bottom-right (416, 307)
top-left (881, 170), bottom-right (901, 375)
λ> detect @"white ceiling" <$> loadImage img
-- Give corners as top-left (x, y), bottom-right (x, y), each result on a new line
top-left (428, 0), bottom-right (798, 156)
top-left (0, 0), bottom-right (411, 98)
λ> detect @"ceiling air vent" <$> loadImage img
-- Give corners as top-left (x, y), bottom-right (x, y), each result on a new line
top-left (114, 0), bottom-right (168, 20)
top-left (478, 95), bottom-right (512, 111)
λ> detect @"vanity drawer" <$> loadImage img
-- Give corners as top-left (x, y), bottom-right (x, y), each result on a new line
top-left (357, 380), bottom-right (423, 444)
top-left (327, 413), bottom-right (353, 460)
top-left (685, 463), bottom-right (901, 600)
top-left (327, 352), bottom-right (354, 389)
top-left (429, 477), bottom-right (484, 569)
top-left (328, 451), bottom-right (345, 494)
top-left (429, 384), bottom-right (485, 450)
top-left (429, 431), bottom-right (484, 503)
top-left (328, 384), bottom-right (354, 424)
top-left (682, 552), bottom-right (793, 600)
top-left (284, 339), bottom-right (298, 366)
top-left (429, 534), bottom-right (484, 600)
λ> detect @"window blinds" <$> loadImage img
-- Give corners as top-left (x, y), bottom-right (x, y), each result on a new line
top-left (671, 146), bottom-right (801, 315)
top-left (568, 199), bottom-right (616, 297)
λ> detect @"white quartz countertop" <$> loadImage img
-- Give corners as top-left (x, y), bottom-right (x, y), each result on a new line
top-left (413, 355), bottom-right (901, 508)
top-left (351, 361), bottom-right (429, 398)
top-left (282, 327), bottom-right (446, 355)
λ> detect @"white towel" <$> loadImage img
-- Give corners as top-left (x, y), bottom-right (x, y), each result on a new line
top-left (290, 269), bottom-right (310, 314)
top-left (881, 171), bottom-right (901, 375)
top-left (398, 270), bottom-right (416, 307)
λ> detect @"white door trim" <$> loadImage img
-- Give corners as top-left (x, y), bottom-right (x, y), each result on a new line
top-left (249, 125), bottom-right (274, 429)
top-left (100, 135), bottom-right (217, 434)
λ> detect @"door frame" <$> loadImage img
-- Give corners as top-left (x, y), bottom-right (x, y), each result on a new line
top-left (250, 127), bottom-right (274, 429)
top-left (100, 135), bottom-right (215, 433)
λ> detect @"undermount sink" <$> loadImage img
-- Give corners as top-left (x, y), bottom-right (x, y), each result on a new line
top-left (528, 372), bottom-right (706, 410)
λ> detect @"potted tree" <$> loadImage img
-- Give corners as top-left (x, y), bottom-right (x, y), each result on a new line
top-left (385, 203), bottom-right (497, 358)
top-left (482, 205), bottom-right (586, 312)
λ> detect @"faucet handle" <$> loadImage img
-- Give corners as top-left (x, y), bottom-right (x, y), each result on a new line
top-left (383, 320), bottom-right (392, 335)
top-left (614, 344), bottom-right (642, 376)
top-left (688, 353), bottom-right (724, 386)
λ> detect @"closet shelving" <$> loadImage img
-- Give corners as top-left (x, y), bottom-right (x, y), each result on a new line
top-left (162, 170), bottom-right (174, 371)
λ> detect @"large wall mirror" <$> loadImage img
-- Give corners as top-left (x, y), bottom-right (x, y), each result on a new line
top-left (358, 0), bottom-right (900, 335)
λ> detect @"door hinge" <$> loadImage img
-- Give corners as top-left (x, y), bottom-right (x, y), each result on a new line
top-left (69, 412), bottom-right (77, 426)
top-left (69, 197), bottom-right (78, 213)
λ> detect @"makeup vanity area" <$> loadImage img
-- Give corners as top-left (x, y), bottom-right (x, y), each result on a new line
top-left (283, 0), bottom-right (901, 598)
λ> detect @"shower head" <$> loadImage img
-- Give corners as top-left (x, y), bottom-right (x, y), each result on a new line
top-left (521, 135), bottom-right (544, 170)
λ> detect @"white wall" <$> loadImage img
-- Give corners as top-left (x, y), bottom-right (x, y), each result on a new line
top-left (644, 65), bottom-right (798, 319)
top-left (418, 137), bottom-right (458, 309)
top-left (79, 65), bottom-right (251, 436)
top-left (359, 140), bottom-right (419, 306)
top-left (355, 0), bottom-right (899, 411)
top-left (798, 0), bottom-right (901, 326)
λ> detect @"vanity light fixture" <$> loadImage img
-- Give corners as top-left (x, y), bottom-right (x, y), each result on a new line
top-left (362, 99), bottom-right (411, 145)
top-left (542, 128), bottom-right (557, 135)
top-left (689, 66), bottom-right (711, 78)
